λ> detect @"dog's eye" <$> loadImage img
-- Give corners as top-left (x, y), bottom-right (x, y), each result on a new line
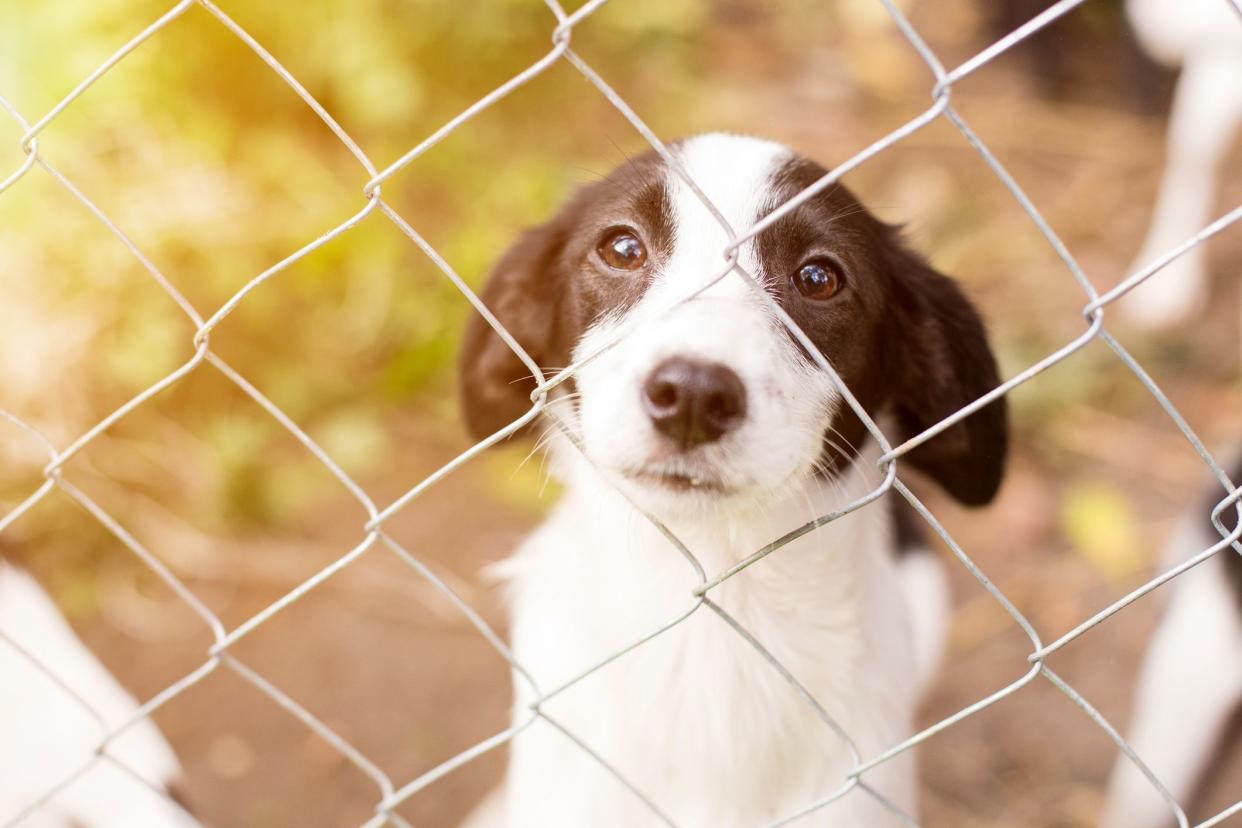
top-left (596, 227), bottom-right (648, 271)
top-left (792, 259), bottom-right (844, 301)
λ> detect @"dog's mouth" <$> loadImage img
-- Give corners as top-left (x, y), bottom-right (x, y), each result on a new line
top-left (622, 466), bottom-right (732, 495)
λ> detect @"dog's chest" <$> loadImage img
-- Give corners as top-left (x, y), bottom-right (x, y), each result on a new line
top-left (501, 491), bottom-right (917, 825)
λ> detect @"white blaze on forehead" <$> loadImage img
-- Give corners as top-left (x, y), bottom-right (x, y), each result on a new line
top-left (658, 133), bottom-right (792, 301)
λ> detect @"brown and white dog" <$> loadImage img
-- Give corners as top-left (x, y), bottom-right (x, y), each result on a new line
top-left (459, 133), bottom-right (1007, 826)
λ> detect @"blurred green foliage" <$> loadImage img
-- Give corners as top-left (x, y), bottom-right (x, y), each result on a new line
top-left (0, 0), bottom-right (716, 532)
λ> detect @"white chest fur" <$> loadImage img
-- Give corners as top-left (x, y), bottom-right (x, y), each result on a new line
top-left (488, 444), bottom-right (929, 827)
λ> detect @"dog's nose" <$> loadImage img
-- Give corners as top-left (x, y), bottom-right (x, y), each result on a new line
top-left (641, 358), bottom-right (747, 449)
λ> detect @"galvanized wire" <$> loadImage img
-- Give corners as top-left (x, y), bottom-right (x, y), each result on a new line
top-left (2, 0), bottom-right (1241, 826)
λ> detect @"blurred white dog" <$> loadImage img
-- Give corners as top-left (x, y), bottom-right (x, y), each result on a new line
top-left (1100, 459), bottom-right (1242, 828)
top-left (1119, 0), bottom-right (1242, 329)
top-left (0, 560), bottom-right (200, 828)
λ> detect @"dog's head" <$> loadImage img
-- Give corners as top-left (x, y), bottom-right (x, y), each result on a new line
top-left (460, 133), bottom-right (1006, 513)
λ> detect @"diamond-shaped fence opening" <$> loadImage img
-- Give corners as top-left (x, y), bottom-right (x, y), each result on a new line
top-left (2, 0), bottom-right (1242, 826)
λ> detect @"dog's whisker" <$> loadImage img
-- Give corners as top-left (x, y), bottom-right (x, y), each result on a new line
top-left (505, 367), bottom-right (571, 387)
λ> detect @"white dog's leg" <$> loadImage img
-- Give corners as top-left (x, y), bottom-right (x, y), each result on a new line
top-left (1100, 544), bottom-right (1242, 828)
top-left (1121, 51), bottom-right (1242, 330)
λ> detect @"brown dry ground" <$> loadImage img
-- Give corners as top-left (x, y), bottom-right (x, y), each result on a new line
top-left (12, 6), bottom-right (1242, 828)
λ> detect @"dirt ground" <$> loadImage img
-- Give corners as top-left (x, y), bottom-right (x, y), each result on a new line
top-left (8, 4), bottom-right (1242, 827)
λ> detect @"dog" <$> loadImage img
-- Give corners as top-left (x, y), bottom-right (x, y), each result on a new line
top-left (986, 0), bottom-right (1167, 110)
top-left (458, 133), bottom-right (1008, 826)
top-left (987, 0), bottom-right (1241, 330)
top-left (0, 557), bottom-right (200, 827)
top-left (1118, 0), bottom-right (1242, 329)
top-left (1101, 457), bottom-right (1242, 828)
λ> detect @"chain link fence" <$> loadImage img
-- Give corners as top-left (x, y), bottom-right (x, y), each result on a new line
top-left (2, 0), bottom-right (1242, 825)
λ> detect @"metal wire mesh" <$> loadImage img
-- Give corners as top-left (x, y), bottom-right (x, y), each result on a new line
top-left (2, 0), bottom-right (1242, 826)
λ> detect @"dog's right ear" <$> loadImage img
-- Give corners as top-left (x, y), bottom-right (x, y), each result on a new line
top-left (459, 221), bottom-right (571, 442)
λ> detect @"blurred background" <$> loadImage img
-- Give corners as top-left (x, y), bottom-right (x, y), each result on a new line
top-left (0, 0), bottom-right (1240, 825)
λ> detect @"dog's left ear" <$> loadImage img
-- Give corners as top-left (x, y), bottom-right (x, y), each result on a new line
top-left (458, 220), bottom-right (572, 442)
top-left (883, 239), bottom-right (1008, 506)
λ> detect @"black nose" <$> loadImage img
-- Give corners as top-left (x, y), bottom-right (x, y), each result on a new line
top-left (641, 358), bottom-right (747, 449)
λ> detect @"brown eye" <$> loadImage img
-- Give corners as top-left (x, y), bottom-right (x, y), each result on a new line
top-left (596, 227), bottom-right (647, 271)
top-left (792, 259), bottom-right (844, 301)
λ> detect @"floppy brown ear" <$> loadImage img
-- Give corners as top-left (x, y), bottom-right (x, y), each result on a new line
top-left (884, 241), bottom-right (1008, 506)
top-left (458, 221), bottom-right (572, 441)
